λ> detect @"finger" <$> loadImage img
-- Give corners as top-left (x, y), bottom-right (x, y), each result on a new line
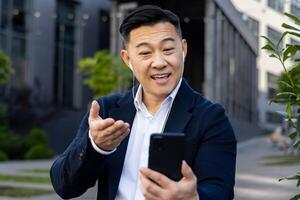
top-left (109, 127), bottom-right (130, 146)
top-left (90, 118), bottom-right (115, 131)
top-left (102, 120), bottom-right (127, 137)
top-left (140, 167), bottom-right (172, 188)
top-left (181, 160), bottom-right (196, 180)
top-left (140, 172), bottom-right (163, 200)
top-left (109, 124), bottom-right (130, 141)
top-left (89, 100), bottom-right (101, 122)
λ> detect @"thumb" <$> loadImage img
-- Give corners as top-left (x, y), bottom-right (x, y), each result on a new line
top-left (89, 100), bottom-right (101, 122)
top-left (181, 161), bottom-right (195, 180)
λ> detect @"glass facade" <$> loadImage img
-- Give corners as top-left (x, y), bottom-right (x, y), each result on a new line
top-left (268, 0), bottom-right (284, 13)
top-left (0, 0), bottom-right (27, 89)
top-left (291, 0), bottom-right (300, 19)
top-left (267, 26), bottom-right (282, 50)
top-left (54, 0), bottom-right (79, 107)
top-left (266, 111), bottom-right (282, 124)
top-left (267, 72), bottom-right (278, 100)
top-left (241, 14), bottom-right (259, 45)
top-left (291, 38), bottom-right (300, 59)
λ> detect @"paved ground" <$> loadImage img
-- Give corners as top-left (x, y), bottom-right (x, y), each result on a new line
top-left (235, 136), bottom-right (299, 200)
top-left (0, 136), bottom-right (299, 200)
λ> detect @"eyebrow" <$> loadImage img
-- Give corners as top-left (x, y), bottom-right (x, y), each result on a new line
top-left (135, 37), bottom-right (176, 48)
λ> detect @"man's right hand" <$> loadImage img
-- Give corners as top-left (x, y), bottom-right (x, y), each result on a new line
top-left (88, 100), bottom-right (130, 151)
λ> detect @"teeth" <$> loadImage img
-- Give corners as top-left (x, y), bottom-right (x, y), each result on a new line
top-left (152, 74), bottom-right (169, 79)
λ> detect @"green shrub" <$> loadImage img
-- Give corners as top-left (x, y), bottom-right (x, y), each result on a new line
top-left (0, 50), bottom-right (14, 86)
top-left (27, 128), bottom-right (48, 147)
top-left (0, 150), bottom-right (8, 161)
top-left (79, 49), bottom-right (131, 98)
top-left (0, 125), bottom-right (27, 159)
top-left (25, 145), bottom-right (54, 160)
top-left (0, 103), bottom-right (8, 125)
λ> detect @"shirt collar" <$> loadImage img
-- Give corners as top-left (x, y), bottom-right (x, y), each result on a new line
top-left (134, 78), bottom-right (182, 112)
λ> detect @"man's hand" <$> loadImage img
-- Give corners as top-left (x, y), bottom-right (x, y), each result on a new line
top-left (88, 100), bottom-right (130, 151)
top-left (140, 161), bottom-right (199, 200)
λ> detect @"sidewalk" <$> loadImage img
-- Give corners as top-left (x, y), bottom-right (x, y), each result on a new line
top-left (235, 136), bottom-right (300, 200)
top-left (0, 136), bottom-right (299, 200)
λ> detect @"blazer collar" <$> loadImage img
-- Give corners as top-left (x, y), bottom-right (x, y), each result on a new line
top-left (164, 79), bottom-right (195, 133)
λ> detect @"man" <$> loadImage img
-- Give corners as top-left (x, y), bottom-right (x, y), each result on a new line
top-left (50, 5), bottom-right (236, 200)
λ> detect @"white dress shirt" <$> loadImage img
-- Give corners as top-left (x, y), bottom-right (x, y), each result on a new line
top-left (89, 79), bottom-right (182, 200)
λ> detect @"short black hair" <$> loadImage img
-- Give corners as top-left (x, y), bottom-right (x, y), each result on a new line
top-left (119, 5), bottom-right (182, 46)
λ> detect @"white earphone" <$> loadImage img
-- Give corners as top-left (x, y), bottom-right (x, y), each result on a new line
top-left (128, 60), bottom-right (133, 70)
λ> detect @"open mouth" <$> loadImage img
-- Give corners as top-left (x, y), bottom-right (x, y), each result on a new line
top-left (150, 73), bottom-right (171, 80)
top-left (150, 73), bottom-right (171, 84)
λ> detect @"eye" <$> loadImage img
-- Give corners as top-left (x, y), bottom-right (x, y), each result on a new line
top-left (139, 51), bottom-right (151, 56)
top-left (164, 48), bottom-right (174, 52)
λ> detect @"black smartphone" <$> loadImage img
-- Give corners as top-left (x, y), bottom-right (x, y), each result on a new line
top-left (148, 133), bottom-right (185, 181)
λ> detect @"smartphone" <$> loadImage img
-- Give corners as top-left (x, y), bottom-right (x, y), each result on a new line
top-left (148, 133), bottom-right (185, 181)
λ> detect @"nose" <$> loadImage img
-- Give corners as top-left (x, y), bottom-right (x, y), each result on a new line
top-left (151, 53), bottom-right (167, 69)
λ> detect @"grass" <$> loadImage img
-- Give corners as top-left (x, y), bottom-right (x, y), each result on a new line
top-left (0, 174), bottom-right (51, 184)
top-left (259, 154), bottom-right (300, 166)
top-left (19, 168), bottom-right (49, 174)
top-left (0, 186), bottom-right (52, 197)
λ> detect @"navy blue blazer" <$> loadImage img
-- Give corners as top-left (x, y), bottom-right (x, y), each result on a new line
top-left (50, 80), bottom-right (237, 200)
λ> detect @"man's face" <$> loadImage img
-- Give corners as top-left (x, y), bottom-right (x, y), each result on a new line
top-left (121, 22), bottom-right (187, 101)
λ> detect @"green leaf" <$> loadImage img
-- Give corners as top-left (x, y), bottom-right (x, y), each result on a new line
top-left (262, 44), bottom-right (277, 52)
top-left (284, 12), bottom-right (300, 26)
top-left (261, 36), bottom-right (277, 48)
top-left (282, 23), bottom-right (300, 32)
top-left (291, 193), bottom-right (300, 200)
top-left (269, 98), bottom-right (291, 104)
top-left (278, 80), bottom-right (293, 90)
top-left (269, 54), bottom-right (278, 58)
top-left (276, 111), bottom-right (288, 118)
top-left (279, 173), bottom-right (300, 182)
top-left (293, 138), bottom-right (300, 148)
top-left (283, 45), bottom-right (298, 62)
top-left (276, 92), bottom-right (297, 98)
top-left (289, 131), bottom-right (298, 140)
top-left (287, 31), bottom-right (300, 39)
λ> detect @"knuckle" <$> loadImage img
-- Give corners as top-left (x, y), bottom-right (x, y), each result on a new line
top-left (144, 183), bottom-right (151, 192)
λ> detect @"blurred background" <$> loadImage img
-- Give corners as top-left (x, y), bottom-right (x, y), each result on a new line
top-left (0, 0), bottom-right (299, 199)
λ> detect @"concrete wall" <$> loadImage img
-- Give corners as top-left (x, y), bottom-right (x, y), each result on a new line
top-left (231, 0), bottom-right (300, 131)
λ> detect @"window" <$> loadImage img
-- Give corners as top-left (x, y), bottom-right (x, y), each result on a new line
top-left (0, 0), bottom-right (9, 30)
top-left (268, 0), bottom-right (284, 13)
top-left (54, 0), bottom-right (79, 107)
top-left (98, 10), bottom-right (110, 50)
top-left (267, 27), bottom-right (283, 50)
top-left (291, 0), bottom-right (300, 19)
top-left (267, 72), bottom-right (278, 99)
top-left (0, 0), bottom-right (27, 88)
top-left (241, 14), bottom-right (259, 45)
top-left (266, 111), bottom-right (283, 124)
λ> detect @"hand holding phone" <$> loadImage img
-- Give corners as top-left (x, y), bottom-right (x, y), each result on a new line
top-left (148, 133), bottom-right (185, 181)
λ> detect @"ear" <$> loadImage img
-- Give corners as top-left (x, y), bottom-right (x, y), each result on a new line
top-left (120, 49), bottom-right (131, 70)
top-left (182, 39), bottom-right (188, 58)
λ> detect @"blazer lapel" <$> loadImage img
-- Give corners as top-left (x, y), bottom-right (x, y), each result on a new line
top-left (164, 80), bottom-right (195, 134)
top-left (106, 93), bottom-right (136, 200)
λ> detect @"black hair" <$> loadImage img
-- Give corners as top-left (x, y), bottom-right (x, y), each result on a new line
top-left (119, 5), bottom-right (182, 46)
